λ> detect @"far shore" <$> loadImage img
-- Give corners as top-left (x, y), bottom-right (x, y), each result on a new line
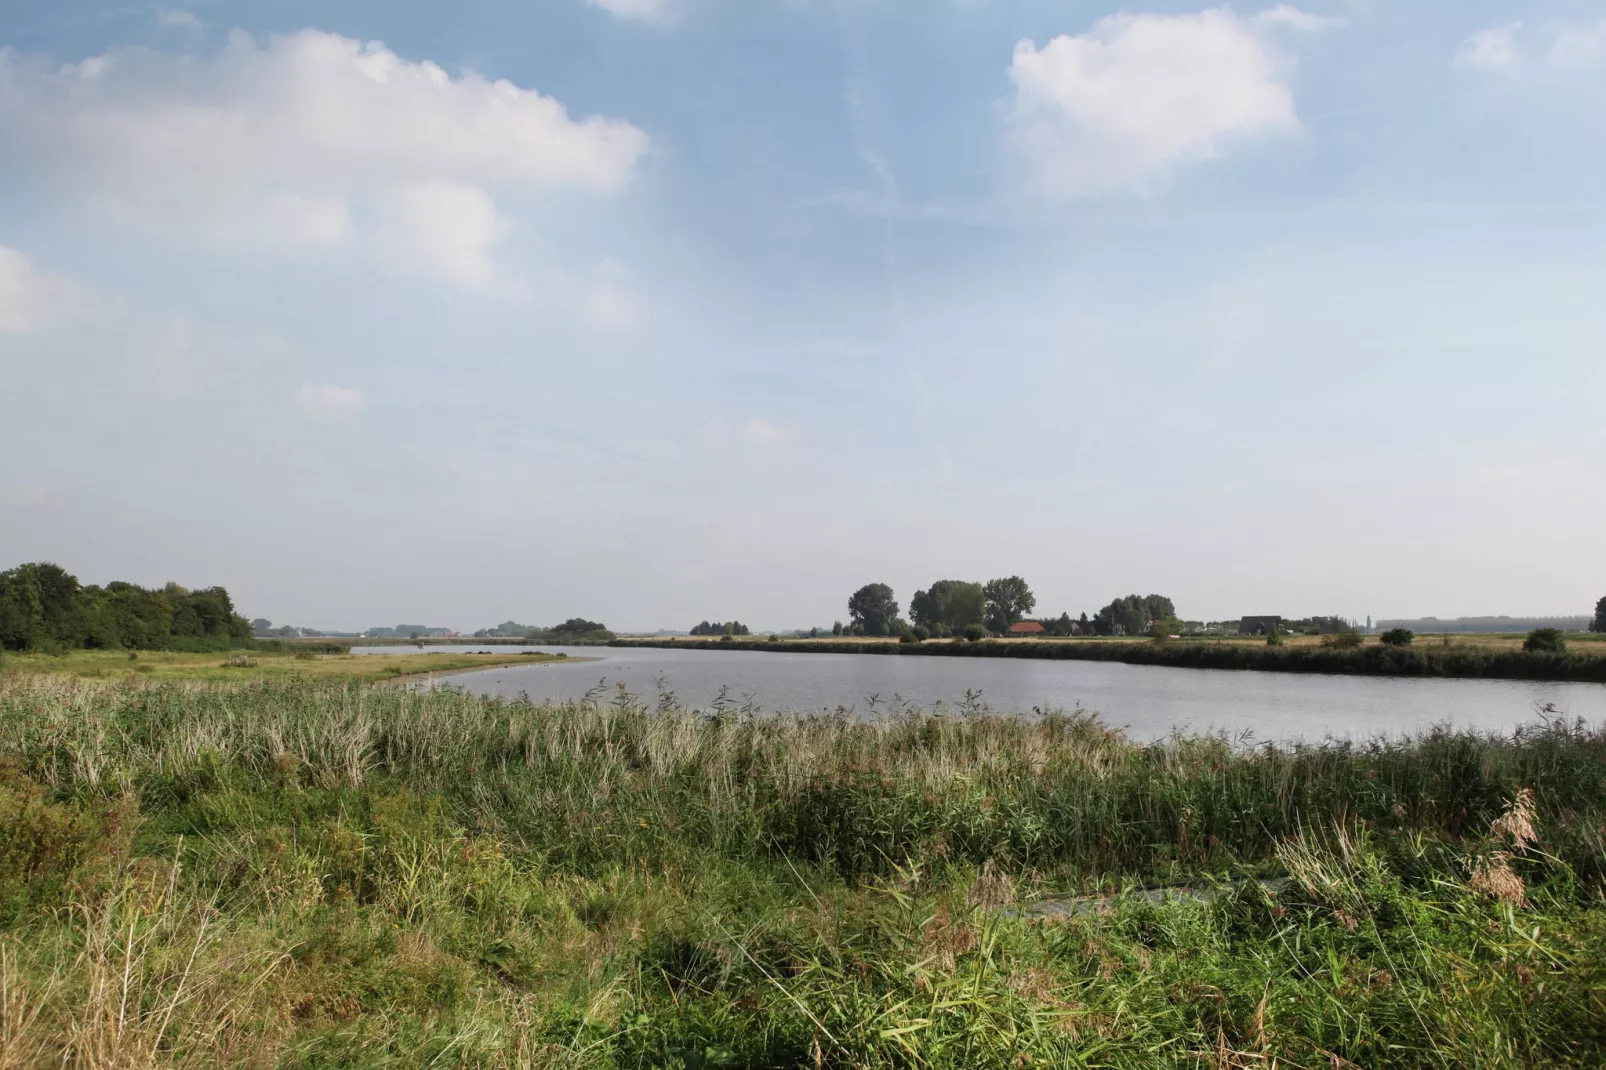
top-left (611, 632), bottom-right (1606, 684)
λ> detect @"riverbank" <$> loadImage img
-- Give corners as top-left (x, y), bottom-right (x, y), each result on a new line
top-left (0, 676), bottom-right (1601, 1066)
top-left (0, 646), bottom-right (567, 683)
top-left (614, 634), bottom-right (1606, 683)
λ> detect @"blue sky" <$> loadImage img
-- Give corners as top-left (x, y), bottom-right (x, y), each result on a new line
top-left (1, 0), bottom-right (1603, 631)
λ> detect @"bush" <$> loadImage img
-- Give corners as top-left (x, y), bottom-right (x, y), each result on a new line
top-left (1525, 628), bottom-right (1567, 654)
top-left (963, 624), bottom-right (987, 643)
top-left (1380, 628), bottom-right (1414, 647)
top-left (1266, 627), bottom-right (1285, 647)
top-left (1321, 629), bottom-right (1364, 650)
top-left (898, 630), bottom-right (920, 645)
top-left (912, 625), bottom-right (931, 641)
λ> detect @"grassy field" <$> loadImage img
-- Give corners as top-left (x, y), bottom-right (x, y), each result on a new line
top-left (0, 647), bottom-right (568, 684)
top-left (630, 632), bottom-right (1606, 652)
top-left (0, 675), bottom-right (1603, 1067)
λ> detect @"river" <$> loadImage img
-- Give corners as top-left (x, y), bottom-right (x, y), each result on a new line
top-left (352, 644), bottom-right (1606, 743)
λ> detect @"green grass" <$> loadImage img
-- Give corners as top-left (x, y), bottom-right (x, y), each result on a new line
top-left (0, 676), bottom-right (1603, 1067)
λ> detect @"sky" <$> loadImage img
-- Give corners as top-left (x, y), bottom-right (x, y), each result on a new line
top-left (1, 0), bottom-right (1603, 632)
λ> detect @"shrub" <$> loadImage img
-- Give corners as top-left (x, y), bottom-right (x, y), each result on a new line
top-left (1266, 626), bottom-right (1285, 647)
top-left (912, 625), bottom-right (931, 642)
top-left (1380, 628), bottom-right (1414, 647)
top-left (963, 624), bottom-right (987, 643)
top-left (898, 630), bottom-right (920, 645)
top-left (1524, 628), bottom-right (1567, 654)
top-left (1321, 630), bottom-right (1364, 650)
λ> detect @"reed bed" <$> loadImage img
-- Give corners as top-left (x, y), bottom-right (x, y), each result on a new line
top-left (0, 676), bottom-right (1603, 1067)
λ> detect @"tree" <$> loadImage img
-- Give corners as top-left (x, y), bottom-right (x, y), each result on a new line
top-left (832, 621), bottom-right (843, 636)
top-left (1092, 594), bottom-right (1176, 637)
top-left (1380, 628), bottom-right (1414, 647)
top-left (910, 580), bottom-right (985, 635)
top-left (1043, 612), bottom-right (1076, 637)
top-left (1593, 597), bottom-right (1606, 634)
top-left (983, 576), bottom-right (1035, 633)
top-left (1524, 628), bottom-right (1566, 654)
top-left (847, 583), bottom-right (899, 637)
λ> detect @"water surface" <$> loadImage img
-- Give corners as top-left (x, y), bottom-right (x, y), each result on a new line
top-left (414, 644), bottom-right (1606, 743)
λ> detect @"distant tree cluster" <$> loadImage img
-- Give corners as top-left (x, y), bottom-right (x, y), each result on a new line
top-left (690, 620), bottom-right (750, 636)
top-left (370, 625), bottom-right (452, 638)
top-left (472, 621), bottom-right (536, 638)
top-left (467, 619), bottom-right (613, 642)
top-left (1091, 594), bottom-right (1177, 637)
top-left (847, 576), bottom-right (1040, 638)
top-left (0, 562), bottom-right (252, 652)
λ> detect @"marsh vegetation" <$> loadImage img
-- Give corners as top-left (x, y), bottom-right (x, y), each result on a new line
top-left (0, 677), bottom-right (1603, 1066)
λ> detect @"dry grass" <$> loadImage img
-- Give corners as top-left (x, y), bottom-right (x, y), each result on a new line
top-left (0, 649), bottom-right (568, 684)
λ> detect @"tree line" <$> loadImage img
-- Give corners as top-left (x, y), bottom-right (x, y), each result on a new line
top-left (472, 619), bottom-right (615, 643)
top-left (0, 561), bottom-right (252, 652)
top-left (841, 578), bottom-right (1178, 640)
top-left (690, 620), bottom-right (751, 637)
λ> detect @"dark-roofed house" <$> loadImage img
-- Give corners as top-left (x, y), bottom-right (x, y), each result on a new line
top-left (1239, 616), bottom-right (1283, 636)
top-left (1008, 621), bottom-right (1046, 637)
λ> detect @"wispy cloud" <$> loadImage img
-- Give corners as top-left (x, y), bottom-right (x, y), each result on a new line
top-left (0, 246), bottom-right (85, 333)
top-left (296, 384), bottom-right (366, 424)
top-left (1456, 19), bottom-right (1606, 72)
top-left (1455, 23), bottom-right (1522, 72)
top-left (156, 9), bottom-right (202, 29)
top-left (585, 0), bottom-right (671, 22)
top-left (745, 419), bottom-right (783, 445)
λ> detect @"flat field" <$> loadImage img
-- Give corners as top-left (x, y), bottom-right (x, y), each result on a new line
top-left (0, 675), bottom-right (1603, 1067)
top-left (0, 647), bottom-right (566, 683)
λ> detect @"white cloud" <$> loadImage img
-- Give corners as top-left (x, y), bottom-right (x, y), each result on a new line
top-left (0, 30), bottom-right (649, 284)
top-left (0, 246), bottom-right (83, 332)
top-left (1455, 23), bottom-right (1522, 72)
top-left (586, 0), bottom-right (671, 21)
top-left (296, 384), bottom-right (366, 423)
top-left (1550, 20), bottom-right (1606, 66)
top-left (745, 419), bottom-right (783, 445)
top-left (156, 9), bottom-right (202, 29)
top-left (1009, 8), bottom-right (1307, 197)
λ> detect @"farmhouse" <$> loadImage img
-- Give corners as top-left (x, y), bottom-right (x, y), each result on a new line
top-left (1238, 615), bottom-right (1283, 636)
top-left (1008, 621), bottom-right (1046, 637)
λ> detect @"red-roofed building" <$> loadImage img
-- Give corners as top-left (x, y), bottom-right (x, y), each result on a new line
top-left (1007, 621), bottom-right (1046, 637)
